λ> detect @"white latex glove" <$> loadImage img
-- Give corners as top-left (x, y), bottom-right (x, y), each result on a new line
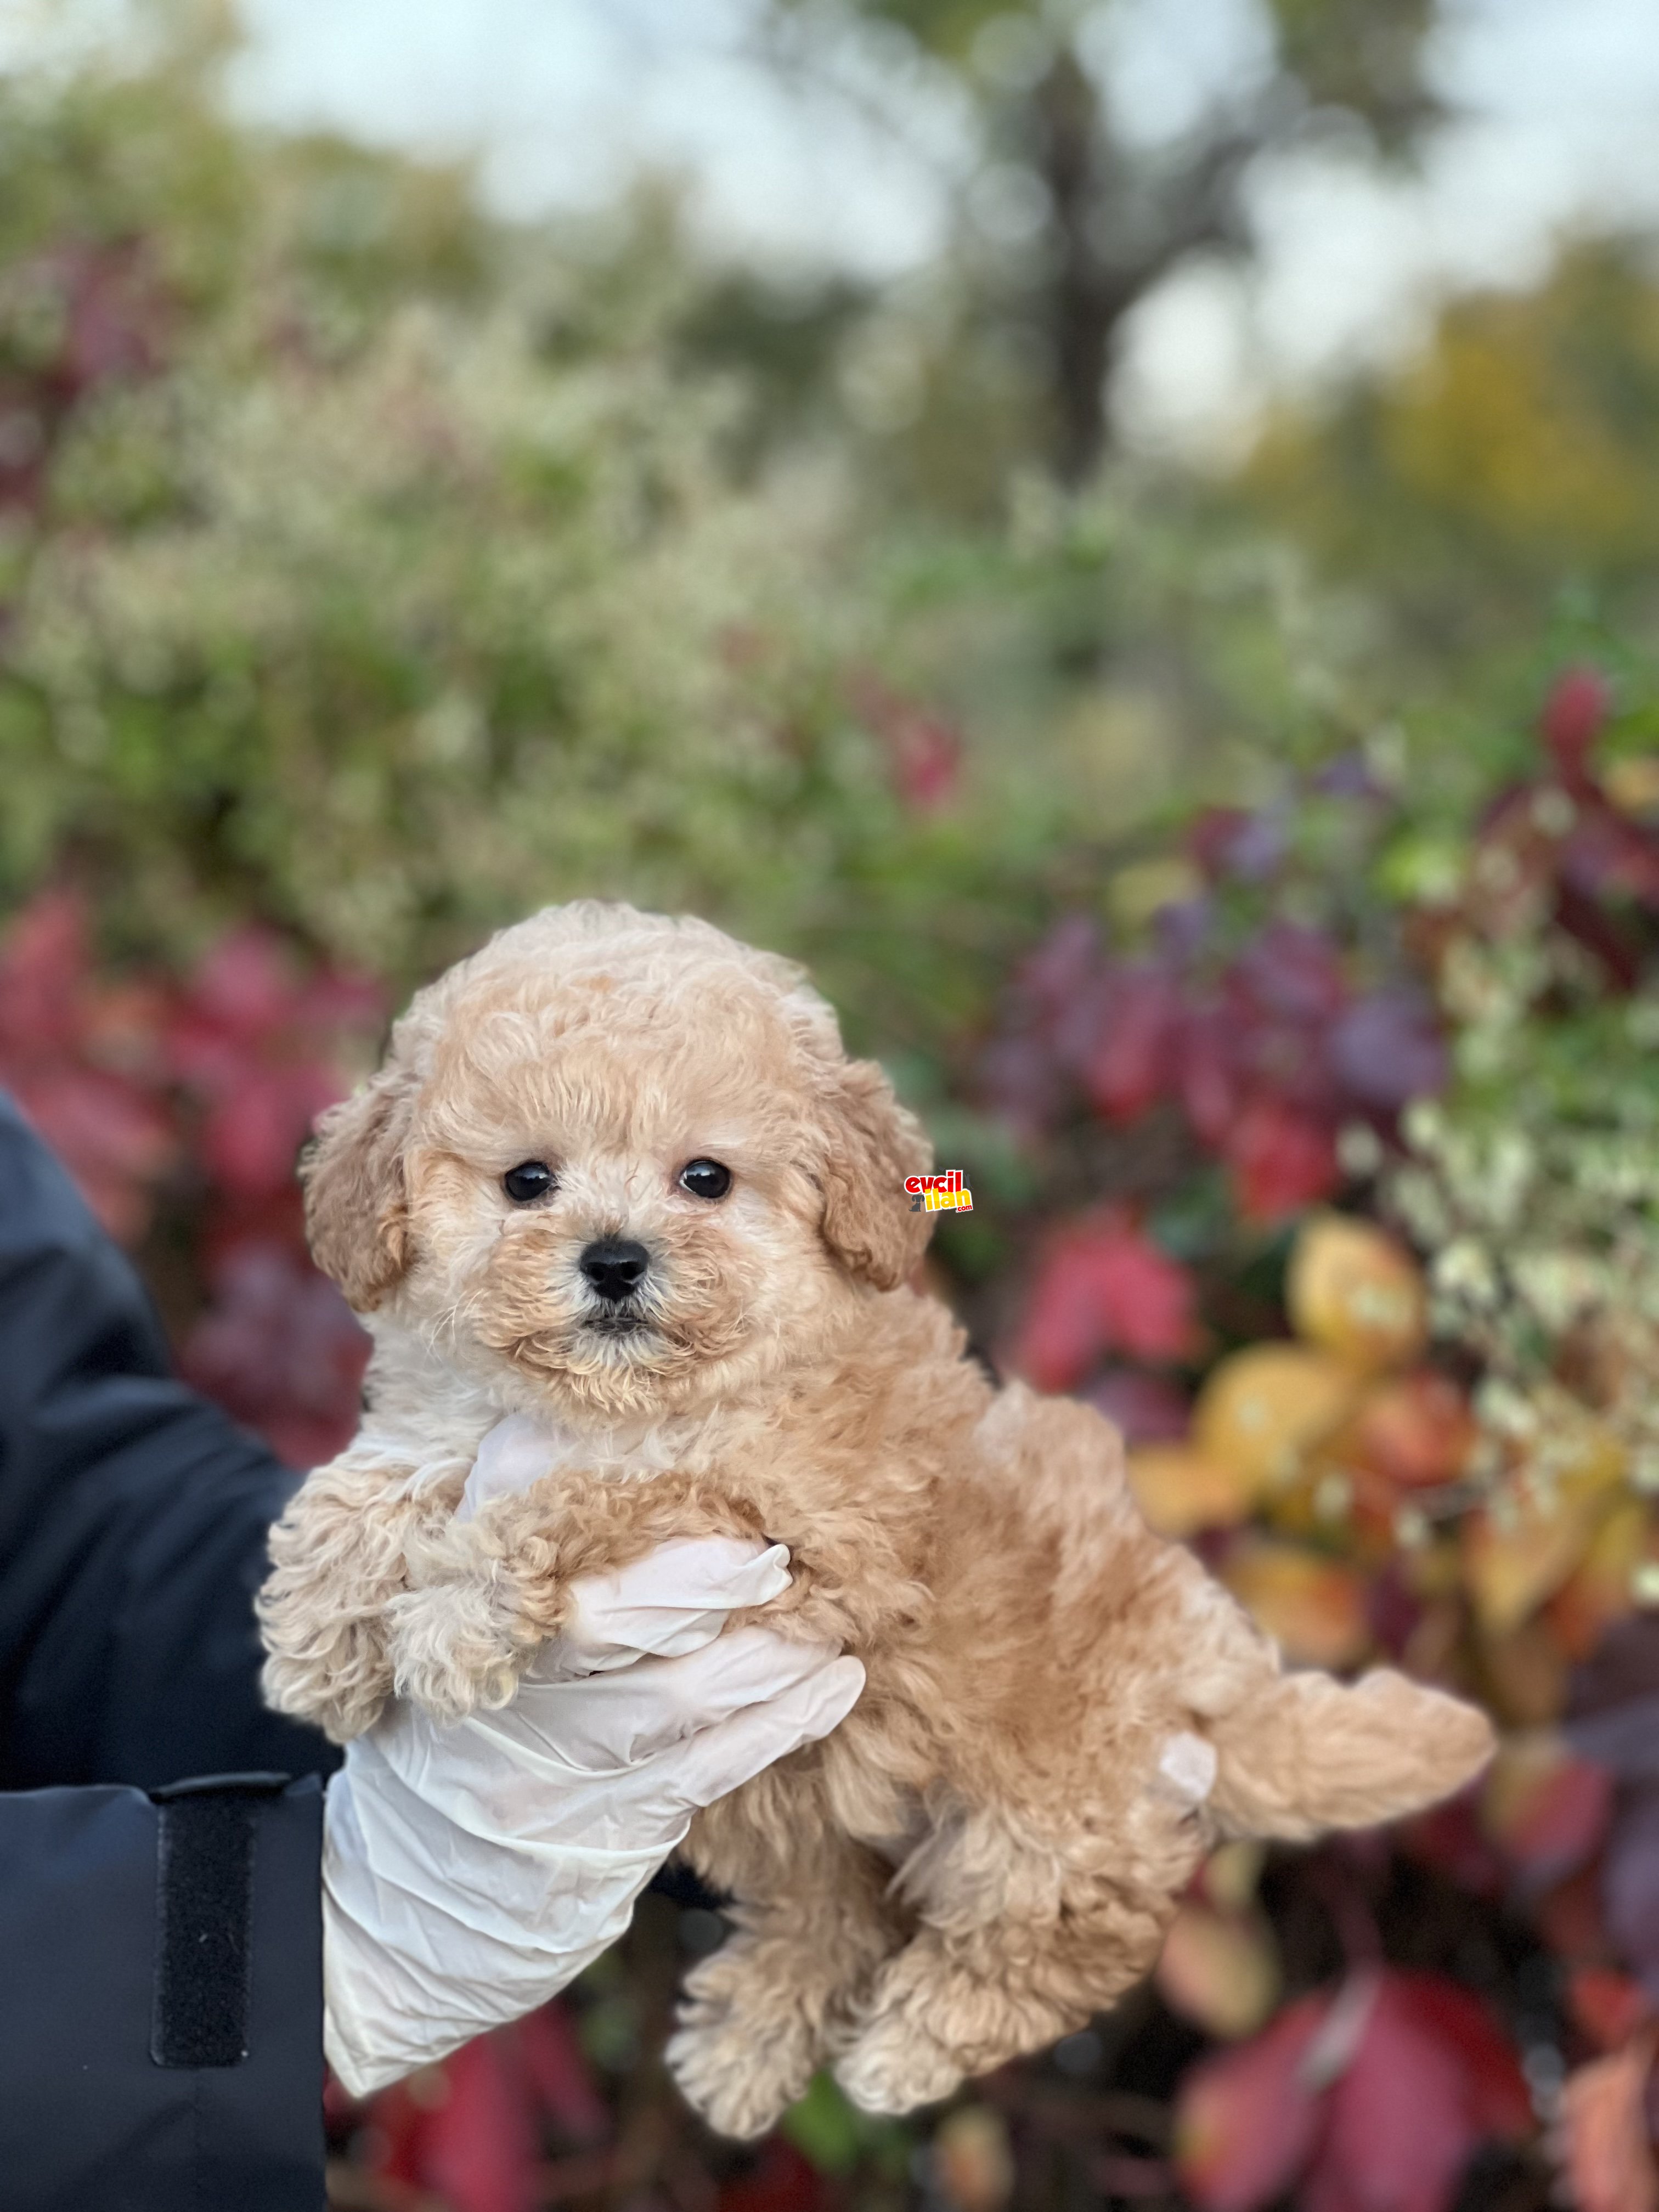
top-left (321, 1513), bottom-right (862, 2096)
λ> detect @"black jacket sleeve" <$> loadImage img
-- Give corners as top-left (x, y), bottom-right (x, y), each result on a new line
top-left (0, 1774), bottom-right (328, 2211)
top-left (0, 1092), bottom-right (340, 2209)
top-left (0, 1090), bottom-right (338, 1793)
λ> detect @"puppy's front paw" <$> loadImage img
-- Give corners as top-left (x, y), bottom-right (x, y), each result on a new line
top-left (667, 1942), bottom-right (820, 2139)
top-left (386, 1582), bottom-right (521, 1722)
top-left (260, 1634), bottom-right (392, 1744)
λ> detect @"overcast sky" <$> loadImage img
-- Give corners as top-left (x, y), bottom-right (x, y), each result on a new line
top-left (9, 0), bottom-right (1659, 454)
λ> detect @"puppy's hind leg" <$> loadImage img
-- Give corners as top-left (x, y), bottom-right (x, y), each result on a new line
top-left (834, 1894), bottom-right (1178, 2116)
top-left (834, 1802), bottom-right (1201, 2117)
top-left (668, 1780), bottom-right (907, 2140)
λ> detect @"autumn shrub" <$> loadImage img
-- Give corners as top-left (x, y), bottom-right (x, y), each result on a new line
top-left (958, 662), bottom-right (1659, 2212)
top-left (10, 636), bottom-right (1659, 2211)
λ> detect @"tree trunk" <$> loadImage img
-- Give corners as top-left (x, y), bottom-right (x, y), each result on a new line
top-left (1029, 45), bottom-right (1252, 484)
top-left (1031, 47), bottom-right (1122, 486)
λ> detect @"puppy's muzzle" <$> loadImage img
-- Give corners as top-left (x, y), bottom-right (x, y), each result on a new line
top-left (579, 1238), bottom-right (651, 1306)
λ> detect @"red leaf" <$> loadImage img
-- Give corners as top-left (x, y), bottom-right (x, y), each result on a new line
top-left (1542, 665), bottom-right (1613, 783)
top-left (0, 893), bottom-right (175, 1240)
top-left (362, 2074), bottom-right (437, 2189)
top-left (849, 673), bottom-right (962, 811)
top-left (1569, 1970), bottom-right (1652, 2055)
top-left (1224, 1099), bottom-right (1339, 1222)
top-left (514, 2002), bottom-right (610, 2145)
top-left (1399, 1792), bottom-right (1508, 1900)
top-left (1081, 964), bottom-right (1178, 1122)
top-left (1387, 1972), bottom-right (1532, 2141)
top-left (0, 890), bottom-right (89, 1054)
top-left (1013, 1214), bottom-right (1198, 1391)
top-left (719, 2135), bottom-right (827, 2212)
top-left (895, 712), bottom-right (962, 809)
top-left (1352, 1373), bottom-right (1477, 1491)
top-left (184, 929), bottom-right (301, 1042)
top-left (1181, 1972), bottom-right (1530, 2212)
top-left (1308, 1973), bottom-right (1527, 2212)
top-left (1177, 1004), bottom-right (1238, 1144)
top-left (165, 928), bottom-right (383, 1207)
top-left (1491, 1756), bottom-right (1613, 1892)
top-left (180, 1239), bottom-right (370, 1468)
top-left (1175, 1990), bottom-right (1329, 2211)
top-left (200, 1063), bottom-right (341, 1197)
top-left (422, 2035), bottom-right (541, 2212)
top-left (1558, 2034), bottom-right (1658, 2212)
top-left (6, 1065), bottom-right (173, 1239)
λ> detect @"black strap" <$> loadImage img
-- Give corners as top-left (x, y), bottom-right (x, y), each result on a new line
top-left (150, 1774), bottom-right (287, 2069)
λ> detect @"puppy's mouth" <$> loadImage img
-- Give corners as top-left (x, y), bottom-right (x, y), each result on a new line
top-left (582, 1306), bottom-right (652, 1341)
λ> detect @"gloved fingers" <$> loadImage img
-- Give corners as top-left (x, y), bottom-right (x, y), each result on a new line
top-left (574, 1535), bottom-right (793, 1620)
top-left (485, 1625), bottom-right (848, 1775)
top-left (668, 1653), bottom-right (866, 1810)
top-left (540, 1537), bottom-right (793, 1677)
top-left (320, 1642), bottom-right (864, 2089)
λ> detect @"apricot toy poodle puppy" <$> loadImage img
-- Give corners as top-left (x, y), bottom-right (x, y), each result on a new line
top-left (260, 902), bottom-right (1494, 2136)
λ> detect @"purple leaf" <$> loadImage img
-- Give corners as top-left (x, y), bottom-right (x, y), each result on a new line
top-left (1084, 1368), bottom-right (1192, 1443)
top-left (1235, 923), bottom-right (1347, 1023)
top-left (1327, 991), bottom-right (1447, 1110)
top-left (1603, 1784), bottom-right (1659, 2000)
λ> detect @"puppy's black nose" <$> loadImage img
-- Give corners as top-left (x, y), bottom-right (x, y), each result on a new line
top-left (579, 1238), bottom-right (650, 1304)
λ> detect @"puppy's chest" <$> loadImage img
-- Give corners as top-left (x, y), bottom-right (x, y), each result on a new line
top-left (458, 1406), bottom-right (759, 1518)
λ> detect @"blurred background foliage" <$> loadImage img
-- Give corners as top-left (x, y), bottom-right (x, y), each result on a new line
top-left (5, 2), bottom-right (1659, 2209)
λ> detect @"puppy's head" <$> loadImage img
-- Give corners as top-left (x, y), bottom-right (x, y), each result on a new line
top-left (304, 903), bottom-right (934, 1418)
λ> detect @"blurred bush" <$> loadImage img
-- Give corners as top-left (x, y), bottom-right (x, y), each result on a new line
top-left (5, 18), bottom-right (1659, 2212)
top-left (0, 42), bottom-right (1062, 1047)
top-left (1243, 240), bottom-right (1659, 665)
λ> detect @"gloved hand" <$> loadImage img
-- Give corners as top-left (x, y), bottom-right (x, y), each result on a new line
top-left (321, 1467), bottom-right (862, 2096)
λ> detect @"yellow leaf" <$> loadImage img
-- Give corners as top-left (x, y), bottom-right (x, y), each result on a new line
top-left (1465, 1511), bottom-right (1590, 1640)
top-left (1128, 1445), bottom-right (1257, 1536)
top-left (1193, 1345), bottom-right (1359, 1493)
top-left (934, 2107), bottom-right (1014, 2212)
top-left (1288, 1214), bottom-right (1427, 1374)
top-left (1479, 1616), bottom-right (1568, 1727)
top-left (1605, 755), bottom-right (1659, 820)
top-left (1547, 1501), bottom-right (1651, 1661)
top-left (1155, 1899), bottom-right (1282, 2040)
top-left (1200, 1840), bottom-right (1267, 1912)
top-left (1222, 1537), bottom-right (1371, 1668)
top-left (1462, 1427), bottom-right (1628, 1637)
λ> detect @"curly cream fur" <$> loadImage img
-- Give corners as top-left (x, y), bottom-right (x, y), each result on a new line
top-left (259, 900), bottom-right (1494, 2131)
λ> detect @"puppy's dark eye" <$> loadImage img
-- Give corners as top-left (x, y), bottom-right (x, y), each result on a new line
top-left (503, 1161), bottom-right (555, 1204)
top-left (679, 1158), bottom-right (732, 1201)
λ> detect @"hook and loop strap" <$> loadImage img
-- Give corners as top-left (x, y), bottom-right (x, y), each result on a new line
top-left (149, 1771), bottom-right (291, 2069)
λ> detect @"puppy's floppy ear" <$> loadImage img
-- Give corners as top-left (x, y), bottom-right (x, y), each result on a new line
top-left (817, 1056), bottom-right (934, 1289)
top-left (302, 1058), bottom-right (419, 1312)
